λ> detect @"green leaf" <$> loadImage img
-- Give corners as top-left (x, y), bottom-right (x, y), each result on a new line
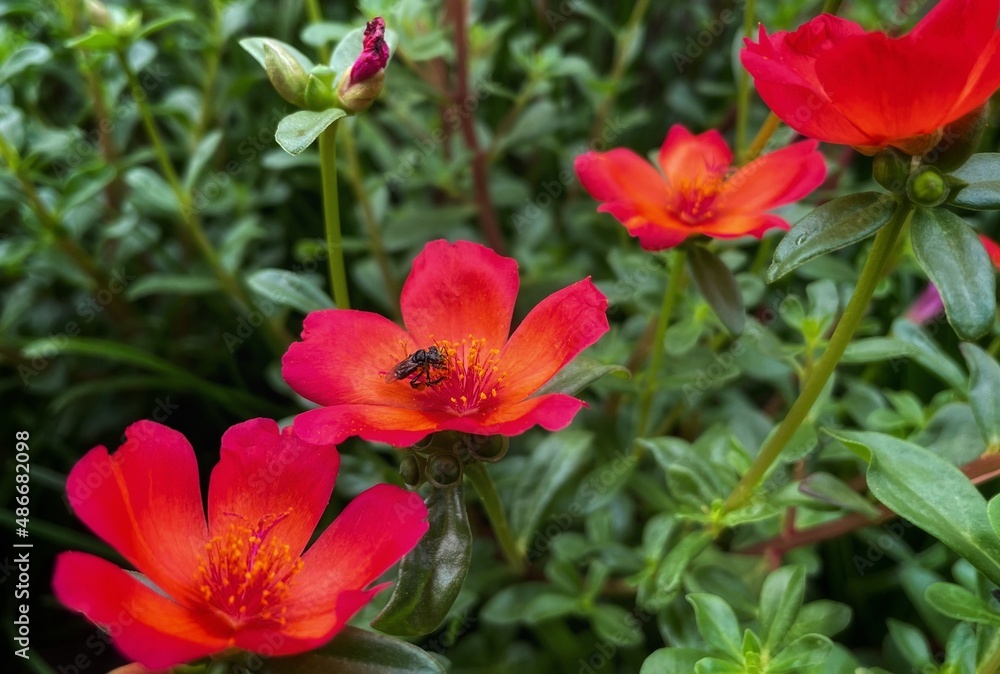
top-left (0, 44), bottom-right (52, 86)
top-left (787, 601), bottom-right (852, 640)
top-left (798, 472), bottom-right (882, 519)
top-left (759, 565), bottom-right (806, 654)
top-left (641, 648), bottom-right (713, 674)
top-left (886, 620), bottom-right (934, 668)
top-left (910, 207), bottom-right (996, 340)
top-left (960, 343), bottom-right (1000, 448)
top-left (480, 584), bottom-right (580, 625)
top-left (247, 268), bottom-right (334, 314)
top-left (65, 30), bottom-right (121, 51)
top-left (688, 245), bottom-right (745, 335)
top-left (371, 485), bottom-right (471, 636)
top-left (510, 430), bottom-right (592, 553)
top-left (891, 319), bottom-right (967, 391)
top-left (949, 153), bottom-right (1000, 210)
top-left (840, 337), bottom-right (918, 365)
top-left (694, 657), bottom-right (745, 673)
top-left (590, 603), bottom-right (644, 647)
top-left (925, 582), bottom-right (1000, 626)
top-left (239, 37), bottom-right (314, 72)
top-left (768, 634), bottom-right (833, 673)
top-left (275, 108), bottom-right (346, 155)
top-left (135, 10), bottom-right (196, 39)
top-left (256, 626), bottom-right (445, 673)
top-left (830, 429), bottom-right (1000, 586)
top-left (126, 274), bottom-right (220, 300)
top-left (183, 129), bottom-right (223, 192)
top-left (687, 593), bottom-right (743, 661)
top-left (767, 193), bottom-right (899, 282)
top-left (533, 356), bottom-right (627, 397)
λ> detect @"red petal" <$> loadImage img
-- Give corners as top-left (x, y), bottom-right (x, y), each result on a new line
top-left (400, 240), bottom-right (519, 348)
top-left (207, 419), bottom-right (339, 558)
top-left (499, 278), bottom-right (609, 399)
top-left (291, 404), bottom-right (444, 447)
top-left (575, 148), bottom-right (667, 205)
top-left (910, 0), bottom-right (999, 51)
top-left (698, 214), bottom-right (789, 239)
top-left (52, 552), bottom-right (231, 669)
top-left (981, 234), bottom-right (1000, 269)
top-left (721, 140), bottom-right (826, 213)
top-left (815, 31), bottom-right (977, 144)
top-left (65, 422), bottom-right (207, 603)
top-left (466, 392), bottom-right (586, 435)
top-left (625, 221), bottom-right (694, 251)
top-left (277, 485), bottom-right (428, 641)
top-left (282, 309), bottom-right (417, 407)
top-left (657, 124), bottom-right (732, 181)
top-left (953, 33), bottom-right (1000, 122)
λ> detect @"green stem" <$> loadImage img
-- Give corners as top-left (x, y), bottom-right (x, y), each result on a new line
top-left (821, 0), bottom-right (845, 14)
top-left (741, 111), bottom-right (781, 165)
top-left (319, 121), bottom-right (350, 309)
top-left (636, 248), bottom-right (687, 440)
top-left (735, 0), bottom-right (758, 156)
top-left (977, 627), bottom-right (1000, 674)
top-left (304, 0), bottom-right (330, 63)
top-left (464, 461), bottom-right (525, 574)
top-left (723, 206), bottom-right (911, 513)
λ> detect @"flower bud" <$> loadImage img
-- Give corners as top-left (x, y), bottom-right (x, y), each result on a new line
top-left (466, 435), bottom-right (508, 463)
top-left (399, 454), bottom-right (423, 487)
top-left (426, 453), bottom-right (462, 488)
top-left (264, 40), bottom-right (309, 109)
top-left (872, 148), bottom-right (909, 194)
top-left (906, 166), bottom-right (949, 207)
top-left (337, 17), bottom-right (389, 113)
top-left (924, 104), bottom-right (989, 173)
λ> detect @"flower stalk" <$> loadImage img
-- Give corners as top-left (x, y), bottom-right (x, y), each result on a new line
top-left (319, 121), bottom-right (351, 309)
top-left (463, 460), bottom-right (526, 574)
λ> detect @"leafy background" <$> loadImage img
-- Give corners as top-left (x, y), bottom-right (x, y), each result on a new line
top-left (2, 0), bottom-right (1000, 672)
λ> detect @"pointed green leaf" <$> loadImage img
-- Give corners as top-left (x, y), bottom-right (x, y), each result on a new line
top-left (688, 245), bottom-right (745, 335)
top-left (798, 472), bottom-right (882, 519)
top-left (925, 582), bottom-right (1000, 626)
top-left (126, 274), bottom-right (220, 300)
top-left (239, 37), bottom-right (314, 72)
top-left (371, 485), bottom-right (471, 636)
top-left (533, 356), bottom-right (627, 397)
top-left (256, 626), bottom-right (445, 673)
top-left (960, 343), bottom-right (1000, 448)
top-left (886, 620), bottom-right (934, 668)
top-left (274, 108), bottom-right (346, 155)
top-left (910, 207), bottom-right (996, 340)
top-left (891, 319), bottom-right (967, 391)
top-left (590, 603), bottom-right (644, 647)
top-left (247, 268), bottom-right (334, 314)
top-left (183, 129), bottom-right (223, 192)
top-left (830, 429), bottom-right (1000, 586)
top-left (949, 153), bottom-right (1000, 210)
top-left (759, 565), bottom-right (806, 654)
top-left (0, 44), bottom-right (52, 86)
top-left (135, 10), bottom-right (195, 39)
top-left (768, 634), bottom-right (833, 672)
top-left (767, 193), bottom-right (899, 282)
top-left (641, 648), bottom-right (713, 674)
top-left (687, 593), bottom-right (743, 661)
top-left (511, 430), bottom-right (592, 553)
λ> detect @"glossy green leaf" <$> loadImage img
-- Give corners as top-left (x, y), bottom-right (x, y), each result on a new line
top-left (787, 601), bottom-right (852, 640)
top-left (767, 193), bottom-right (898, 282)
top-left (533, 356), bottom-right (627, 397)
top-left (910, 207), bottom-right (996, 340)
top-left (960, 343), bottom-right (1000, 448)
top-left (840, 337), bottom-right (918, 365)
top-left (0, 44), bottom-right (52, 86)
top-left (126, 274), bottom-right (220, 300)
top-left (255, 626), bottom-right (445, 673)
top-left (511, 430), bottom-right (592, 554)
top-left (275, 108), bottom-right (346, 155)
top-left (239, 37), bottom-right (315, 72)
top-left (891, 319), bottom-right (967, 391)
top-left (949, 153), bottom-right (1000, 210)
top-left (656, 531), bottom-right (713, 598)
top-left (925, 582), bottom-right (1000, 626)
top-left (688, 245), bottom-right (745, 335)
top-left (759, 565), bottom-right (806, 654)
top-left (687, 593), bottom-right (742, 661)
top-left (798, 472), bottom-right (882, 519)
top-left (247, 268), bottom-right (334, 314)
top-left (886, 620), bottom-right (934, 669)
top-left (694, 657), bottom-right (744, 673)
top-left (831, 429), bottom-right (1000, 586)
top-left (768, 634), bottom-right (833, 673)
top-left (640, 648), bottom-right (712, 674)
top-left (372, 485), bottom-right (471, 636)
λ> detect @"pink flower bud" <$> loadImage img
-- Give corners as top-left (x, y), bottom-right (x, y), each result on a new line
top-left (348, 17), bottom-right (388, 87)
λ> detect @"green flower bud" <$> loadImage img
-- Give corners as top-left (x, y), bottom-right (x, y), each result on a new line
top-left (906, 166), bottom-right (949, 207)
top-left (426, 453), bottom-right (462, 488)
top-left (263, 40), bottom-right (309, 109)
top-left (399, 454), bottom-right (423, 487)
top-left (872, 148), bottom-right (910, 194)
top-left (466, 435), bottom-right (508, 463)
top-left (303, 74), bottom-right (337, 111)
top-left (337, 69), bottom-right (385, 113)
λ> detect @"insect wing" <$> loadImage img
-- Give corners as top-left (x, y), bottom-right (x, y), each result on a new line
top-left (385, 356), bottom-right (419, 383)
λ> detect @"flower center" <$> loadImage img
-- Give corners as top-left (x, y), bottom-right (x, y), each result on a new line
top-left (428, 336), bottom-right (508, 415)
top-left (667, 175), bottom-right (725, 224)
top-left (195, 510), bottom-right (303, 627)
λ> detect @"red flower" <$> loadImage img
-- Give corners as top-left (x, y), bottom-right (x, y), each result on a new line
top-left (282, 240), bottom-right (609, 447)
top-left (349, 17), bottom-right (388, 86)
top-left (574, 124), bottom-right (826, 250)
top-left (52, 419), bottom-right (428, 670)
top-left (741, 0), bottom-right (1000, 153)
